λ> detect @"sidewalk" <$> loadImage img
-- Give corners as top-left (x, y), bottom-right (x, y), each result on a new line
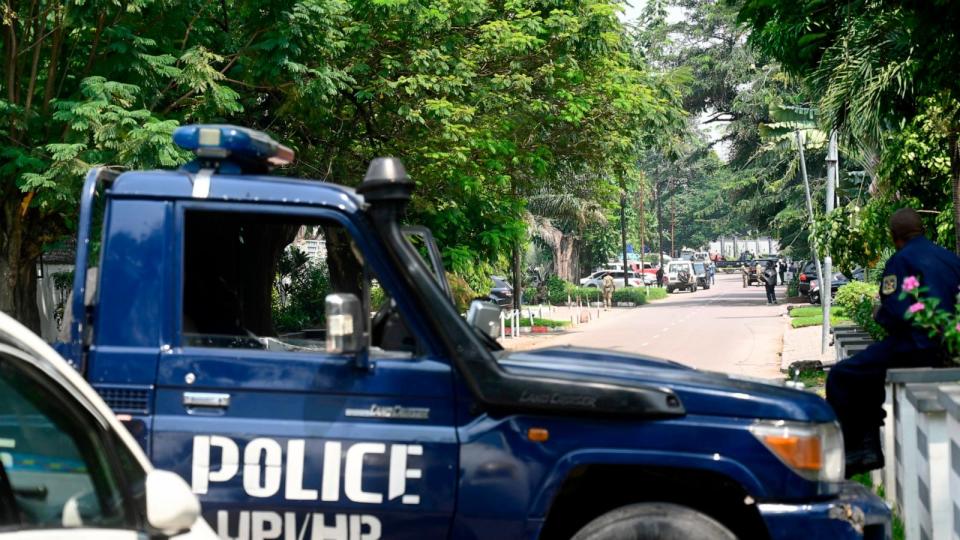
top-left (498, 305), bottom-right (638, 352)
top-left (779, 305), bottom-right (835, 372)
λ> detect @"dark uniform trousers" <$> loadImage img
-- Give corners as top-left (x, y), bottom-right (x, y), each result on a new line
top-left (827, 236), bottom-right (960, 458)
top-left (826, 338), bottom-right (943, 452)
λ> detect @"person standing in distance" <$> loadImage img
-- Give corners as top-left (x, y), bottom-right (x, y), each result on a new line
top-left (601, 273), bottom-right (616, 310)
top-left (762, 260), bottom-right (778, 304)
top-left (826, 208), bottom-right (960, 476)
top-left (656, 265), bottom-right (665, 288)
top-left (777, 257), bottom-right (786, 285)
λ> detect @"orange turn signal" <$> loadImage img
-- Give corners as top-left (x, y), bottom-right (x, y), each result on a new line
top-left (527, 428), bottom-right (549, 442)
top-left (759, 434), bottom-right (822, 470)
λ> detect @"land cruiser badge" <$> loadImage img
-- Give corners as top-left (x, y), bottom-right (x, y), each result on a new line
top-left (345, 404), bottom-right (430, 420)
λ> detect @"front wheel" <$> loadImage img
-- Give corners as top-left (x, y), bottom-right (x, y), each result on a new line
top-left (572, 502), bottom-right (737, 540)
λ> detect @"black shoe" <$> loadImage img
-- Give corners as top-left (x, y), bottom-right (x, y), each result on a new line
top-left (845, 433), bottom-right (884, 478)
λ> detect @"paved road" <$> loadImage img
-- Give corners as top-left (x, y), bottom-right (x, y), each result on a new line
top-left (507, 273), bottom-right (787, 379)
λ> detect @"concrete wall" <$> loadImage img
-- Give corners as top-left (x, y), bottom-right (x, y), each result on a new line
top-left (708, 236), bottom-right (779, 259)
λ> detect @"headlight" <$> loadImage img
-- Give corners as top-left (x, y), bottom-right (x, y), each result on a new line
top-left (749, 420), bottom-right (844, 483)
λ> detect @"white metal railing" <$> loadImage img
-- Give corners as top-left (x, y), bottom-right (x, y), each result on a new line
top-left (881, 369), bottom-right (960, 540)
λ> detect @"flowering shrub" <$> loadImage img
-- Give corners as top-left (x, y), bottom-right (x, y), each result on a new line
top-left (901, 275), bottom-right (960, 356)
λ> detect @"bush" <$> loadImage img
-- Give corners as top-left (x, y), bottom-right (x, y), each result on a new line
top-left (523, 287), bottom-right (539, 304)
top-left (834, 281), bottom-right (886, 340)
top-left (833, 281), bottom-right (879, 313)
top-left (571, 287), bottom-right (602, 302)
top-left (543, 276), bottom-right (570, 304)
top-left (446, 272), bottom-right (477, 313)
top-left (787, 274), bottom-right (800, 297)
top-left (612, 288), bottom-right (648, 305)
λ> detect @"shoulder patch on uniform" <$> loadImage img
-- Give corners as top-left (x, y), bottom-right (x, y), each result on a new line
top-left (882, 275), bottom-right (897, 295)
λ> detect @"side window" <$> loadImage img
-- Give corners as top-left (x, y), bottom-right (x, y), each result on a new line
top-left (0, 354), bottom-right (127, 529)
top-left (181, 210), bottom-right (418, 355)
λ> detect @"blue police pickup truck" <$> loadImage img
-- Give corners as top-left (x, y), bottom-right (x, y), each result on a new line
top-left (59, 125), bottom-right (889, 540)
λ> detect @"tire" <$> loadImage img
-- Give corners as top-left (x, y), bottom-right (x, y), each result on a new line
top-left (588, 284), bottom-right (598, 288)
top-left (666, 287), bottom-right (674, 294)
top-left (571, 502), bottom-right (737, 540)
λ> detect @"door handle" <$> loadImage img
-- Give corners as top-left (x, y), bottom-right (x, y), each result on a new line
top-left (183, 392), bottom-right (230, 409)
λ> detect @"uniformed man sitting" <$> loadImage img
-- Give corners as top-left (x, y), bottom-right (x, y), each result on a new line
top-left (826, 208), bottom-right (960, 476)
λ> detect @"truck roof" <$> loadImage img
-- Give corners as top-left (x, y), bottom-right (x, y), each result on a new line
top-left (109, 169), bottom-right (364, 213)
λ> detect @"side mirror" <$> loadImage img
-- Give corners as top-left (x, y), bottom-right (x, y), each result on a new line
top-left (466, 300), bottom-right (501, 339)
top-left (325, 293), bottom-right (363, 355)
top-left (145, 470), bottom-right (200, 535)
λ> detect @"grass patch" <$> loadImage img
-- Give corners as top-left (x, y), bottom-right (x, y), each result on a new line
top-left (790, 367), bottom-right (826, 388)
top-left (518, 317), bottom-right (570, 328)
top-left (791, 315), bottom-right (851, 328)
top-left (645, 287), bottom-right (668, 301)
top-left (788, 306), bottom-right (846, 318)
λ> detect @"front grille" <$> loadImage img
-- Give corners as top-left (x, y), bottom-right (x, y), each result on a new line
top-left (96, 385), bottom-right (151, 414)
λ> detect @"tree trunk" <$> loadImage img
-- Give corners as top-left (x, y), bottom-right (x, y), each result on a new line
top-left (951, 127), bottom-right (960, 254)
top-left (0, 198), bottom-right (42, 332)
top-left (556, 235), bottom-right (578, 282)
top-left (512, 241), bottom-right (522, 311)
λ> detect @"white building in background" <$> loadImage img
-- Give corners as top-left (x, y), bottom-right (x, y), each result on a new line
top-left (708, 235), bottom-right (779, 260)
top-left (291, 226), bottom-right (327, 262)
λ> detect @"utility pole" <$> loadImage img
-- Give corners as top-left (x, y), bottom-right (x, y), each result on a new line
top-left (670, 194), bottom-right (676, 258)
top-left (823, 130), bottom-right (838, 353)
top-left (638, 183), bottom-right (645, 261)
top-left (620, 191), bottom-right (629, 288)
top-left (795, 130), bottom-right (827, 353)
top-left (656, 179), bottom-right (665, 272)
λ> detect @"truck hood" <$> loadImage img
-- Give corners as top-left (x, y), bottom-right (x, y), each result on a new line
top-left (499, 346), bottom-right (835, 423)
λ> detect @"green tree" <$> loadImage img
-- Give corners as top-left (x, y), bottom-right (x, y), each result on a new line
top-left (2, 0), bottom-right (685, 330)
top-left (738, 0), bottom-right (960, 252)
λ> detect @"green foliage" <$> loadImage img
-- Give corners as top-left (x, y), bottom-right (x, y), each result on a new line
top-left (738, 0), bottom-right (960, 265)
top-left (612, 288), bottom-right (648, 305)
top-left (272, 258), bottom-right (331, 333)
top-left (518, 317), bottom-right (570, 328)
top-left (1, 0), bottom-right (687, 329)
top-left (545, 276), bottom-right (572, 304)
top-left (787, 274), bottom-right (800, 297)
top-left (446, 273), bottom-right (478, 314)
top-left (901, 277), bottom-right (960, 358)
top-left (645, 287), bottom-right (668, 301)
top-left (791, 315), bottom-right (851, 329)
top-left (834, 281), bottom-right (887, 341)
top-left (833, 281), bottom-right (878, 314)
top-left (789, 306), bottom-right (846, 319)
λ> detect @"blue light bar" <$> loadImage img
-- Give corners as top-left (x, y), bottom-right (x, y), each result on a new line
top-left (173, 124), bottom-right (294, 166)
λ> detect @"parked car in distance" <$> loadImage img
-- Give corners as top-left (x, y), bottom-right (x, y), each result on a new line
top-left (809, 273), bottom-right (850, 304)
top-left (665, 261), bottom-right (697, 293)
top-left (488, 275), bottom-right (514, 307)
top-left (580, 270), bottom-right (608, 286)
top-left (692, 261), bottom-right (710, 290)
top-left (797, 260), bottom-right (819, 296)
top-left (746, 258), bottom-right (779, 286)
top-left (0, 311), bottom-right (216, 539)
top-left (582, 271), bottom-right (643, 289)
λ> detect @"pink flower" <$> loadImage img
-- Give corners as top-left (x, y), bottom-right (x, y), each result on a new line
top-left (955, 322), bottom-right (960, 333)
top-left (902, 275), bottom-right (920, 292)
top-left (908, 302), bottom-right (925, 314)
